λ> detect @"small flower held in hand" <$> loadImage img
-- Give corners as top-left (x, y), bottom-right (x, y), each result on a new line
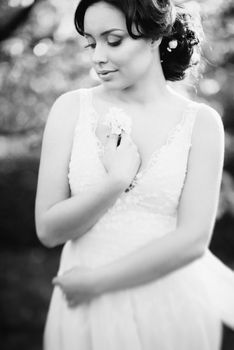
top-left (103, 107), bottom-right (132, 136)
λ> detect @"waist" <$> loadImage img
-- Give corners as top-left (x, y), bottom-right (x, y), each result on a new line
top-left (60, 211), bottom-right (176, 269)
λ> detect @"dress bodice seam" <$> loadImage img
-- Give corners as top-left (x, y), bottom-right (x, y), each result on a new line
top-left (82, 88), bottom-right (201, 181)
top-left (68, 88), bottom-right (202, 192)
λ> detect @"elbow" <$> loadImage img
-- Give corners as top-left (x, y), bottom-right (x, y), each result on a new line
top-left (35, 217), bottom-right (60, 248)
top-left (179, 226), bottom-right (209, 263)
top-left (37, 233), bottom-right (58, 248)
top-left (189, 229), bottom-right (209, 261)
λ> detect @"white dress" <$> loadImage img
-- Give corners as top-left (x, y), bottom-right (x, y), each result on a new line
top-left (44, 87), bottom-right (234, 350)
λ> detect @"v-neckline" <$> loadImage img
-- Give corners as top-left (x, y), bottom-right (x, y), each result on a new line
top-left (88, 88), bottom-right (193, 184)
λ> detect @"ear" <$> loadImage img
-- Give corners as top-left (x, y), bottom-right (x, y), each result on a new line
top-left (150, 37), bottom-right (162, 50)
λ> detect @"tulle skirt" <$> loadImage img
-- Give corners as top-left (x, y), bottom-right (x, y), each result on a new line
top-left (43, 249), bottom-right (234, 350)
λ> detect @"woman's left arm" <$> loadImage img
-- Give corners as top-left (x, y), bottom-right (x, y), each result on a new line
top-left (93, 104), bottom-right (225, 295)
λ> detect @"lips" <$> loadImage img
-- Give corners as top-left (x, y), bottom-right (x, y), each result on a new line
top-left (97, 70), bottom-right (117, 75)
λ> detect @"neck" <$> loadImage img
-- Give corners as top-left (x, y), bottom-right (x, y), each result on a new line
top-left (104, 56), bottom-right (171, 106)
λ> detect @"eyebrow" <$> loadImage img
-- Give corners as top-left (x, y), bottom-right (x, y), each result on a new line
top-left (84, 29), bottom-right (125, 37)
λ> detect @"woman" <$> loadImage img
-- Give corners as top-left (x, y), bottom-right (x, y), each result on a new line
top-left (35, 0), bottom-right (234, 349)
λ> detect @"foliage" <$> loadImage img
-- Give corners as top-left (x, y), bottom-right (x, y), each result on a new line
top-left (0, 0), bottom-right (234, 218)
top-left (0, 2), bottom-right (234, 348)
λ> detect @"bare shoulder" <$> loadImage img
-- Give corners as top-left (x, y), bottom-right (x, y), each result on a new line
top-left (39, 88), bottom-right (86, 176)
top-left (169, 88), bottom-right (224, 141)
top-left (194, 102), bottom-right (224, 134)
top-left (176, 101), bottom-right (225, 244)
top-left (191, 102), bottom-right (225, 149)
top-left (186, 102), bottom-right (225, 179)
top-left (170, 86), bottom-right (224, 137)
top-left (46, 88), bottom-right (83, 127)
top-left (41, 88), bottom-right (86, 149)
top-left (36, 88), bottom-right (86, 215)
top-left (53, 88), bottom-right (82, 106)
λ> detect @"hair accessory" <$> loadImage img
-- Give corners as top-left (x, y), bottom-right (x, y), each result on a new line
top-left (167, 39), bottom-right (178, 52)
top-left (190, 38), bottom-right (199, 46)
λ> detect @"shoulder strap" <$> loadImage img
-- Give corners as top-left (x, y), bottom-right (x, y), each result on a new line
top-left (185, 102), bottom-right (204, 146)
top-left (73, 88), bottom-right (92, 135)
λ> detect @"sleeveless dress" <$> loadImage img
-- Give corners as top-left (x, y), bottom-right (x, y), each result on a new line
top-left (44, 87), bottom-right (234, 350)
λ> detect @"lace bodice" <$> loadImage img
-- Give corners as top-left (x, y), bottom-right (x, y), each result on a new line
top-left (64, 87), bottom-right (202, 265)
top-left (46, 88), bottom-right (234, 350)
top-left (68, 88), bottom-right (200, 216)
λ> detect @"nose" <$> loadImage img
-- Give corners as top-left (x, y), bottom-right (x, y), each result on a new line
top-left (92, 43), bottom-right (108, 64)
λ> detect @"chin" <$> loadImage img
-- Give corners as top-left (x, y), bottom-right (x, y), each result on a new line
top-left (101, 80), bottom-right (124, 90)
top-left (104, 78), bottom-right (135, 91)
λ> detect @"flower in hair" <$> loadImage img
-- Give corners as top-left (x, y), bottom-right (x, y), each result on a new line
top-left (102, 107), bottom-right (132, 135)
top-left (167, 39), bottom-right (178, 52)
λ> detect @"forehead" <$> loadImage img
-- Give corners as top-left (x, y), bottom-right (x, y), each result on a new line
top-left (84, 2), bottom-right (126, 35)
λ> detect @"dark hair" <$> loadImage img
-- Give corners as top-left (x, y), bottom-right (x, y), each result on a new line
top-left (74, 0), bottom-right (203, 81)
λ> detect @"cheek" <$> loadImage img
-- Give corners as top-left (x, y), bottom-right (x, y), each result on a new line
top-left (111, 42), bottom-right (152, 74)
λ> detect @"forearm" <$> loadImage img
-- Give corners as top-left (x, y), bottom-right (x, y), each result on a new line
top-left (41, 176), bottom-right (125, 247)
top-left (95, 228), bottom-right (204, 294)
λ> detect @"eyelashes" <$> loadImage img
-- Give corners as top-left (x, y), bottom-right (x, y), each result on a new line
top-left (108, 40), bottom-right (122, 47)
top-left (84, 43), bottom-right (96, 49)
top-left (84, 40), bottom-right (122, 49)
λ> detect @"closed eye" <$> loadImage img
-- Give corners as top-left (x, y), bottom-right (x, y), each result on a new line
top-left (84, 41), bottom-right (122, 49)
top-left (84, 43), bottom-right (96, 49)
top-left (108, 40), bottom-right (122, 47)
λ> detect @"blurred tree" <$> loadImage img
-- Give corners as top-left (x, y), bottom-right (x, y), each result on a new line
top-left (1, 2), bottom-right (234, 349)
top-left (0, 0), bottom-right (90, 157)
top-left (0, 0), bottom-right (41, 42)
top-left (0, 0), bottom-right (233, 242)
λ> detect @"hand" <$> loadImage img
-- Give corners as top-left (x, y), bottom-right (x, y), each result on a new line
top-left (102, 131), bottom-right (141, 188)
top-left (52, 266), bottom-right (99, 308)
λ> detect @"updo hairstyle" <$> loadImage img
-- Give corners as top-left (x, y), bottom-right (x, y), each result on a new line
top-left (74, 0), bottom-right (203, 81)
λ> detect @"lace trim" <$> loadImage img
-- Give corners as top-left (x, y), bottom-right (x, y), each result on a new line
top-left (68, 89), bottom-right (87, 182)
top-left (86, 88), bottom-right (199, 191)
top-left (125, 102), bottom-right (199, 193)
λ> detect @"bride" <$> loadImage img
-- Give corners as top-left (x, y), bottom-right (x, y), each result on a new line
top-left (35, 0), bottom-right (234, 349)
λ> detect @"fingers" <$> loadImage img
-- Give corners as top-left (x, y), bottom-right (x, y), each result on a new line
top-left (52, 277), bottom-right (58, 285)
top-left (52, 276), bottom-right (63, 287)
top-left (67, 299), bottom-right (77, 308)
top-left (63, 292), bottom-right (85, 308)
top-left (66, 296), bottom-right (91, 308)
top-left (61, 292), bottom-right (77, 308)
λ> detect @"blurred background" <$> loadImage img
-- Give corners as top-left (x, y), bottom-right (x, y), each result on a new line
top-left (0, 0), bottom-right (233, 349)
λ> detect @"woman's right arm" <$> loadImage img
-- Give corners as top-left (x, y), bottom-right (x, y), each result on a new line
top-left (35, 91), bottom-right (126, 248)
